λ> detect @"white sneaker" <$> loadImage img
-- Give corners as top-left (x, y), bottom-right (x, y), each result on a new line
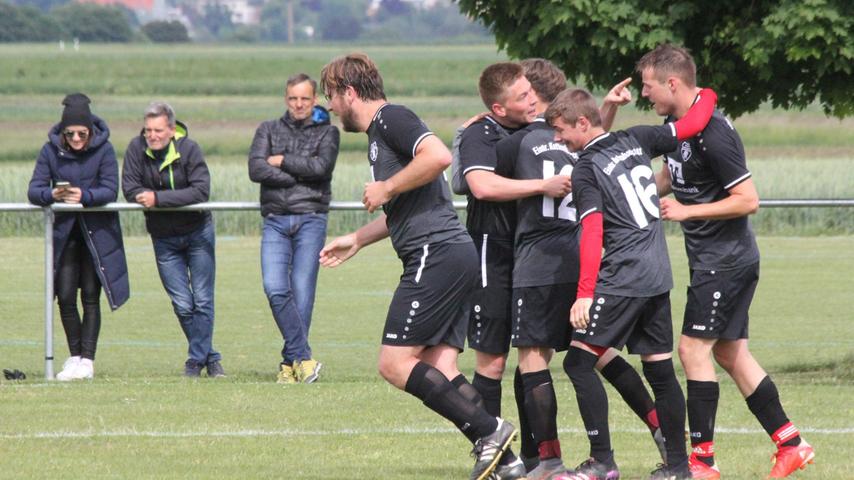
top-left (70, 358), bottom-right (94, 380)
top-left (63, 356), bottom-right (81, 369)
top-left (56, 356), bottom-right (81, 381)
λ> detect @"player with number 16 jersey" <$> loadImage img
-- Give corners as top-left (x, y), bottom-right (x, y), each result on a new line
top-left (547, 86), bottom-right (717, 479)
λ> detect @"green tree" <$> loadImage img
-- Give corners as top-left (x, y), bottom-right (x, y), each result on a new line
top-left (51, 3), bottom-right (133, 42)
top-left (457, 0), bottom-right (854, 118)
top-left (318, 0), bottom-right (367, 41)
top-left (0, 2), bottom-right (60, 41)
top-left (142, 20), bottom-right (190, 43)
top-left (202, 1), bottom-right (233, 37)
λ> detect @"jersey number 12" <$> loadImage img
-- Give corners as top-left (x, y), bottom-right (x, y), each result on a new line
top-left (542, 160), bottom-right (575, 221)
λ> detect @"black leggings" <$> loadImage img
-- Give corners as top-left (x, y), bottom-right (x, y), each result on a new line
top-left (56, 226), bottom-right (101, 360)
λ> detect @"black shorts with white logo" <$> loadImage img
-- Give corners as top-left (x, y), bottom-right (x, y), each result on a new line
top-left (467, 235), bottom-right (514, 354)
top-left (383, 240), bottom-right (478, 349)
top-left (572, 292), bottom-right (673, 355)
top-left (681, 262), bottom-right (759, 340)
top-left (511, 283), bottom-right (576, 352)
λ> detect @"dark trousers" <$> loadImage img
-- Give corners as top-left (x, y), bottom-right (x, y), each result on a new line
top-left (56, 228), bottom-right (101, 360)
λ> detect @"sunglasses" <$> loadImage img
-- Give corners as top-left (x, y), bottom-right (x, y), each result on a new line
top-left (63, 130), bottom-right (89, 140)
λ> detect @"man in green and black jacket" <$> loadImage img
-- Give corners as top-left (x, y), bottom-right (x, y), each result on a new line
top-left (122, 101), bottom-right (225, 379)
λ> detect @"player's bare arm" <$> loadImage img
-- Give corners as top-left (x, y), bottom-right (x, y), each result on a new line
top-left (599, 77), bottom-right (633, 131)
top-left (319, 215), bottom-right (389, 267)
top-left (655, 162), bottom-right (673, 197)
top-left (362, 135), bottom-right (450, 212)
top-left (661, 178), bottom-right (759, 222)
top-left (461, 111), bottom-right (490, 129)
top-left (466, 169), bottom-right (571, 202)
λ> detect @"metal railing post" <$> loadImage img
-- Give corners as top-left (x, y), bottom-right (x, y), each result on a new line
top-left (43, 207), bottom-right (55, 380)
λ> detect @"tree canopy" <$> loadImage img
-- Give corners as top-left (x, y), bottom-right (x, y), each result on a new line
top-left (457, 0), bottom-right (854, 118)
top-left (142, 20), bottom-right (190, 43)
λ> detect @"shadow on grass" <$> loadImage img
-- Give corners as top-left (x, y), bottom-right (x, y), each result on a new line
top-left (774, 352), bottom-right (854, 384)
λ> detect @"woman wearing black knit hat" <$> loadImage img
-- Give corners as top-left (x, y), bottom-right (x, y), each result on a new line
top-left (27, 93), bottom-right (130, 381)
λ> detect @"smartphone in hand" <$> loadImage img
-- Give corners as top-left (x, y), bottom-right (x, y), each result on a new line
top-left (55, 181), bottom-right (70, 190)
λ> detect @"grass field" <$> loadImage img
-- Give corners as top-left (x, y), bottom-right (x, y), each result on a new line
top-left (0, 43), bottom-right (852, 478)
top-left (0, 234), bottom-right (852, 479)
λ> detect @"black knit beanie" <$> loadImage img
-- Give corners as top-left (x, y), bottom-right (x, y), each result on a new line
top-left (60, 93), bottom-right (93, 131)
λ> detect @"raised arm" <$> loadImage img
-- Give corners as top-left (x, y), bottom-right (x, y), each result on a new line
top-left (672, 88), bottom-right (717, 140)
top-left (599, 77), bottom-right (633, 132)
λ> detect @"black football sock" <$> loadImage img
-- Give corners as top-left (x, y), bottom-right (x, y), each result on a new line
top-left (565, 348), bottom-right (611, 462)
top-left (456, 373), bottom-right (519, 465)
top-left (600, 356), bottom-right (658, 432)
top-left (687, 379), bottom-right (719, 466)
top-left (522, 369), bottom-right (560, 460)
top-left (515, 366), bottom-right (538, 459)
top-left (746, 376), bottom-right (800, 447)
top-left (452, 373), bottom-right (485, 410)
top-left (405, 362), bottom-right (497, 442)
top-left (643, 358), bottom-right (688, 466)
top-left (473, 372), bottom-right (503, 417)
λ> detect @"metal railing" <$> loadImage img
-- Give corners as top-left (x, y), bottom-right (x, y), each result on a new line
top-left (1, 198), bottom-right (853, 379)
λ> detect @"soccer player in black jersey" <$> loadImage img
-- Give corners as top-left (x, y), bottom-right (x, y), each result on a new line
top-left (637, 44), bottom-right (814, 479)
top-left (317, 53), bottom-right (517, 480)
top-left (498, 61), bottom-right (668, 480)
top-left (456, 61), bottom-right (572, 477)
top-left (546, 86), bottom-right (717, 480)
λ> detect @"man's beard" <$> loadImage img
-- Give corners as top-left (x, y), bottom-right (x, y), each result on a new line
top-left (339, 108), bottom-right (360, 133)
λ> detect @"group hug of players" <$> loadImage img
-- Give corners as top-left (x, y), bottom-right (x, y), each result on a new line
top-left (316, 45), bottom-right (815, 480)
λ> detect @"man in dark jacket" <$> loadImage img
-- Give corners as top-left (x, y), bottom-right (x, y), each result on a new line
top-left (122, 101), bottom-right (225, 378)
top-left (248, 73), bottom-right (339, 384)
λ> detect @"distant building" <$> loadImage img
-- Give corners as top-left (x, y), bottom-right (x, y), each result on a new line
top-left (211, 0), bottom-right (261, 25)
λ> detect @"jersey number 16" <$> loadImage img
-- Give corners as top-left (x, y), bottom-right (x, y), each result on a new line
top-left (617, 164), bottom-right (659, 228)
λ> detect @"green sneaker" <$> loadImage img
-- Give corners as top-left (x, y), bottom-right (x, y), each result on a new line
top-left (276, 363), bottom-right (297, 384)
top-left (295, 359), bottom-right (322, 383)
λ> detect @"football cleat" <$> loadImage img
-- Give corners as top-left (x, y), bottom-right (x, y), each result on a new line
top-left (526, 457), bottom-right (568, 480)
top-left (688, 454), bottom-right (720, 480)
top-left (563, 456), bottom-right (620, 480)
top-left (768, 440), bottom-right (814, 478)
top-left (489, 456), bottom-right (528, 480)
top-left (648, 460), bottom-right (691, 480)
top-left (470, 418), bottom-right (518, 480)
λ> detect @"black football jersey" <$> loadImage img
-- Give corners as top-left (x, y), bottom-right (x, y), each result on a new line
top-left (458, 117), bottom-right (519, 239)
top-left (503, 119), bottom-right (581, 287)
top-left (572, 125), bottom-right (677, 297)
top-left (663, 111), bottom-right (759, 270)
top-left (366, 104), bottom-right (469, 257)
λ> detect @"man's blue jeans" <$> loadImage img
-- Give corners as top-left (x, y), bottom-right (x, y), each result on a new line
top-left (152, 219), bottom-right (220, 366)
top-left (261, 213), bottom-right (327, 365)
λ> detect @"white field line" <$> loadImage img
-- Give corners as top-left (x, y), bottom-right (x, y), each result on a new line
top-left (2, 426), bottom-right (851, 440)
